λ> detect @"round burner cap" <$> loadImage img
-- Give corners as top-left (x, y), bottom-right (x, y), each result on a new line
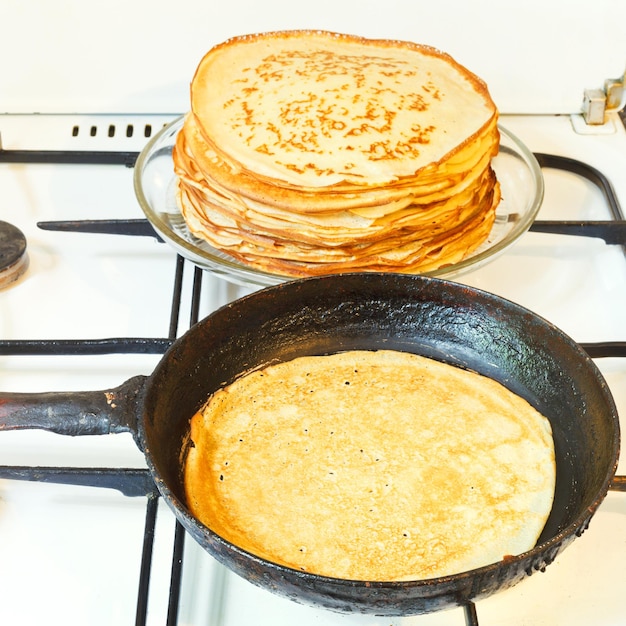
top-left (0, 221), bottom-right (29, 289)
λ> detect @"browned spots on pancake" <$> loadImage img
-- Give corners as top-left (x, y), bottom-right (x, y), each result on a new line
top-left (177, 30), bottom-right (500, 275)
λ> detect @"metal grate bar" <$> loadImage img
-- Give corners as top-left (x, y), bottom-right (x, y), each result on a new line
top-left (136, 494), bottom-right (161, 626)
top-left (581, 342), bottom-right (626, 358)
top-left (464, 602), bottom-right (479, 626)
top-left (0, 337), bottom-right (173, 356)
top-left (165, 257), bottom-right (206, 624)
top-left (37, 215), bottom-right (626, 246)
top-left (0, 466), bottom-right (156, 497)
top-left (529, 220), bottom-right (626, 245)
top-left (167, 522), bottom-right (187, 626)
top-left (190, 266), bottom-right (204, 326)
top-left (37, 218), bottom-right (161, 240)
top-left (533, 153), bottom-right (624, 220)
top-left (168, 255), bottom-right (186, 339)
top-left (0, 148), bottom-right (139, 167)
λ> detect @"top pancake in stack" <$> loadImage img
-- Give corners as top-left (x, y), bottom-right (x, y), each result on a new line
top-left (173, 31), bottom-right (501, 276)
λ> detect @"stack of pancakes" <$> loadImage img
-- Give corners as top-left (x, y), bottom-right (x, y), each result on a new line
top-left (173, 31), bottom-right (501, 276)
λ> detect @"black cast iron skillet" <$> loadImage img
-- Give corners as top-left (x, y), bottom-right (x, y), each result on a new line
top-left (0, 273), bottom-right (620, 616)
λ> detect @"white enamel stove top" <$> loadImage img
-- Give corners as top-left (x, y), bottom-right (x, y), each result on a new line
top-left (0, 105), bottom-right (625, 626)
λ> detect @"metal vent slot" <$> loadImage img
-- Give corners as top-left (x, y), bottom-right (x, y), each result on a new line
top-left (69, 122), bottom-right (156, 140)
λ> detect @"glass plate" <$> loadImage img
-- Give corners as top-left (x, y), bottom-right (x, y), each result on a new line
top-left (134, 116), bottom-right (544, 288)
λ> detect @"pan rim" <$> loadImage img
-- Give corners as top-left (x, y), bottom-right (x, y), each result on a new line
top-left (138, 272), bottom-right (620, 593)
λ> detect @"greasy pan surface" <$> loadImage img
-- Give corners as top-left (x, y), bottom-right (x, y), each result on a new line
top-left (138, 272), bottom-right (619, 616)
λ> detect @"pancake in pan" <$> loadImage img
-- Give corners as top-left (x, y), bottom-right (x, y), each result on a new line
top-left (184, 349), bottom-right (556, 581)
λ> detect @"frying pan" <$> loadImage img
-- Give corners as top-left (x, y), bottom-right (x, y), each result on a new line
top-left (0, 273), bottom-right (620, 616)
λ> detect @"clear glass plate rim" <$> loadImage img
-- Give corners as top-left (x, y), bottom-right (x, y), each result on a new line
top-left (133, 116), bottom-right (545, 286)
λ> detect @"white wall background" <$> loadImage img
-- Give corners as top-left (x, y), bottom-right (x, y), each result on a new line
top-left (0, 0), bottom-right (624, 114)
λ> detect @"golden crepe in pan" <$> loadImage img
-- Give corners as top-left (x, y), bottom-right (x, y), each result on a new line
top-left (184, 350), bottom-right (556, 581)
top-left (173, 30), bottom-right (501, 276)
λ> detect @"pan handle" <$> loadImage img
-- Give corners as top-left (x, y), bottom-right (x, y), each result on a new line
top-left (0, 375), bottom-right (147, 439)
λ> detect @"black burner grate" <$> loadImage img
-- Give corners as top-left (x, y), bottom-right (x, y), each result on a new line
top-left (0, 252), bottom-right (196, 626)
top-left (0, 147), bottom-right (625, 626)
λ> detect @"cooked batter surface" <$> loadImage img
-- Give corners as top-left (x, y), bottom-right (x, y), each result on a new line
top-left (184, 350), bottom-right (555, 581)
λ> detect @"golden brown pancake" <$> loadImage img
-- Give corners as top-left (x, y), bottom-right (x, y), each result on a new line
top-left (172, 31), bottom-right (501, 277)
top-left (184, 350), bottom-right (555, 581)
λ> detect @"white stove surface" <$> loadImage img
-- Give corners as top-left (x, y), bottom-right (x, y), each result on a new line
top-left (0, 112), bottom-right (625, 625)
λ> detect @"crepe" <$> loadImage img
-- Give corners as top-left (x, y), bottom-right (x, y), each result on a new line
top-left (172, 31), bottom-right (501, 276)
top-left (184, 349), bottom-right (556, 581)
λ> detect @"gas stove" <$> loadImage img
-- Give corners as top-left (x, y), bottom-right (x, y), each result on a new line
top-left (1, 1), bottom-right (625, 624)
top-left (1, 110), bottom-right (624, 626)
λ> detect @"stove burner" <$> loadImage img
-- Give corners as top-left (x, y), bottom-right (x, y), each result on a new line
top-left (0, 221), bottom-right (28, 288)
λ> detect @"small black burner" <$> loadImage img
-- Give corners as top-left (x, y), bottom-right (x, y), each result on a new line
top-left (0, 220), bottom-right (28, 288)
